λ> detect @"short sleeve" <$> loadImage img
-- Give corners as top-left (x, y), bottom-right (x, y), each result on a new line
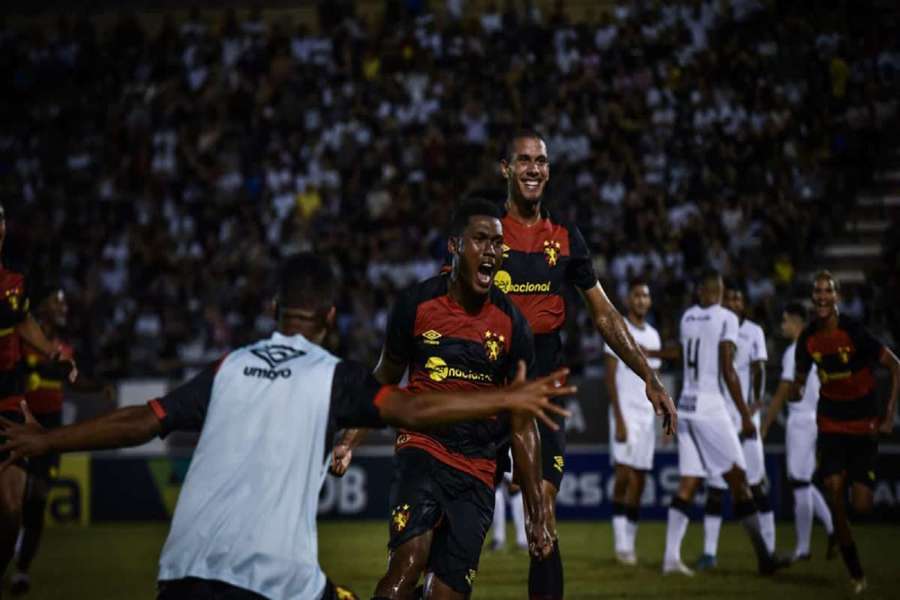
top-left (720, 311), bottom-right (739, 346)
top-left (329, 360), bottom-right (387, 429)
top-left (505, 307), bottom-right (535, 383)
top-left (565, 225), bottom-right (598, 291)
top-left (780, 345), bottom-right (795, 382)
top-left (148, 357), bottom-right (224, 438)
top-left (753, 325), bottom-right (768, 362)
top-left (383, 287), bottom-right (418, 364)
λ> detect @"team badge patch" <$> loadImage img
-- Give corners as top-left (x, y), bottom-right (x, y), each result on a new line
top-left (501, 244), bottom-right (510, 259)
top-left (392, 504), bottom-right (411, 533)
top-left (543, 240), bottom-right (561, 267)
top-left (422, 330), bottom-right (442, 345)
top-left (483, 330), bottom-right (505, 362)
top-left (553, 455), bottom-right (564, 473)
top-left (250, 344), bottom-right (306, 369)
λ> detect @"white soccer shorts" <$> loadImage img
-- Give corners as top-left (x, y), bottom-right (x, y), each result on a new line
top-left (708, 434), bottom-right (766, 488)
top-left (677, 412), bottom-right (746, 479)
top-left (609, 416), bottom-right (655, 471)
top-left (786, 412), bottom-right (818, 482)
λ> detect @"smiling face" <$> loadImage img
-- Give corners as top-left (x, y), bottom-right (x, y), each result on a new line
top-left (812, 275), bottom-right (839, 321)
top-left (501, 136), bottom-right (550, 209)
top-left (450, 215), bottom-right (504, 296)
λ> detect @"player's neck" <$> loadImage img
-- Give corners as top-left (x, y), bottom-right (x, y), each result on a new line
top-left (819, 310), bottom-right (840, 330)
top-left (448, 275), bottom-right (487, 314)
top-left (505, 197), bottom-right (542, 226)
top-left (627, 313), bottom-right (645, 328)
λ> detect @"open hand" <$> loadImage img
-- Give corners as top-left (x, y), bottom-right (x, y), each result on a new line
top-left (505, 361), bottom-right (574, 431)
top-left (0, 401), bottom-right (49, 472)
top-left (646, 376), bottom-right (677, 435)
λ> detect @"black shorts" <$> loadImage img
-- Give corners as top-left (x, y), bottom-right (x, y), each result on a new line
top-left (816, 432), bottom-right (879, 489)
top-left (533, 334), bottom-right (568, 490)
top-left (388, 448), bottom-right (494, 594)
top-left (157, 577), bottom-right (358, 599)
top-left (28, 411), bottom-right (62, 481)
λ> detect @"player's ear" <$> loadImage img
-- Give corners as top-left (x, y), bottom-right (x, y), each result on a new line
top-left (499, 159), bottom-right (511, 180)
top-left (324, 306), bottom-right (336, 329)
top-left (447, 236), bottom-right (460, 256)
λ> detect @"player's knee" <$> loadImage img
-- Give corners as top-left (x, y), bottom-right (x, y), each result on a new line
top-left (704, 487), bottom-right (725, 515)
top-left (670, 495), bottom-right (692, 516)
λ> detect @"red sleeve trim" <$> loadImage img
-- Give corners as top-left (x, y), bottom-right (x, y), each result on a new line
top-left (147, 398), bottom-right (167, 421)
top-left (373, 385), bottom-right (401, 409)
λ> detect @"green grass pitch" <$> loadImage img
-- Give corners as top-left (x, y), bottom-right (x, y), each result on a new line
top-left (16, 521), bottom-right (900, 598)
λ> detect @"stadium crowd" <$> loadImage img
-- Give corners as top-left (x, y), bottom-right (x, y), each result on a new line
top-left (2, 0), bottom-right (898, 378)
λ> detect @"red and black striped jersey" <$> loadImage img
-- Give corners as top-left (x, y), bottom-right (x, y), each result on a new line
top-left (795, 314), bottom-right (886, 435)
top-left (23, 337), bottom-right (72, 415)
top-left (384, 274), bottom-right (535, 488)
top-left (0, 267), bottom-right (29, 405)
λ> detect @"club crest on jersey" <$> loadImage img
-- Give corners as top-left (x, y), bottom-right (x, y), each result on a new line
top-left (483, 330), bottom-right (505, 362)
top-left (543, 240), bottom-right (561, 267)
top-left (392, 504), bottom-right (411, 533)
top-left (250, 344), bottom-right (306, 369)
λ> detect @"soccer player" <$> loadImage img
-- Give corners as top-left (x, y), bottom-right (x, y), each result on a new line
top-left (498, 131), bottom-right (676, 599)
top-left (697, 283), bottom-right (774, 570)
top-left (762, 302), bottom-right (835, 562)
top-left (661, 271), bottom-right (787, 576)
top-left (791, 271), bottom-right (899, 594)
top-left (0, 204), bottom-right (77, 586)
top-left (368, 199), bottom-right (552, 600)
top-left (0, 253), bottom-right (573, 600)
top-left (604, 278), bottom-right (662, 566)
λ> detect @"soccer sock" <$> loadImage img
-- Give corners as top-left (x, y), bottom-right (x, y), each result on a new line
top-left (703, 487), bottom-right (725, 557)
top-left (492, 488), bottom-right (506, 546)
top-left (625, 505), bottom-right (640, 553)
top-left (735, 499), bottom-right (768, 562)
top-left (752, 484), bottom-right (776, 554)
top-left (840, 543), bottom-right (865, 580)
top-left (811, 485), bottom-right (834, 534)
top-left (528, 540), bottom-right (563, 599)
top-left (510, 491), bottom-right (527, 547)
top-left (612, 502), bottom-right (627, 553)
top-left (664, 497), bottom-right (691, 564)
top-left (793, 485), bottom-right (813, 556)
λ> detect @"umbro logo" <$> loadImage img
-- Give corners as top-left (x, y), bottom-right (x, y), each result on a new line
top-left (250, 345), bottom-right (306, 369)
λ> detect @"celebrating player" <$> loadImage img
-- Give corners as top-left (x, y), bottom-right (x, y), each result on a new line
top-left (791, 271), bottom-right (899, 594)
top-left (0, 204), bottom-right (77, 587)
top-left (662, 271), bottom-right (788, 576)
top-left (762, 302), bottom-right (835, 562)
top-left (498, 130), bottom-right (676, 599)
top-left (367, 199), bottom-right (557, 600)
top-left (697, 283), bottom-right (774, 570)
top-left (0, 253), bottom-right (573, 600)
top-left (604, 278), bottom-right (662, 566)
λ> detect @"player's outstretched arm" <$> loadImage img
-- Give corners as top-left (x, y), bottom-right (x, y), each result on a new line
top-left (0, 400), bottom-right (160, 470)
top-left (604, 354), bottom-right (627, 443)
top-left (879, 346), bottom-right (899, 434)
top-left (16, 313), bottom-right (78, 383)
top-left (761, 380), bottom-right (791, 440)
top-left (510, 412), bottom-right (552, 559)
top-left (580, 284), bottom-right (676, 433)
top-left (377, 362), bottom-right (573, 431)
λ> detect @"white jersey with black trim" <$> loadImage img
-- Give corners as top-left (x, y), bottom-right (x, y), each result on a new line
top-left (157, 332), bottom-right (339, 599)
top-left (604, 318), bottom-right (662, 422)
top-left (678, 303), bottom-right (739, 418)
top-left (724, 319), bottom-right (768, 425)
top-left (781, 340), bottom-right (820, 416)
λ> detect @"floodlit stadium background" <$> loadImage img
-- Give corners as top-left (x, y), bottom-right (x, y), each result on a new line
top-left (3, 0), bottom-right (899, 598)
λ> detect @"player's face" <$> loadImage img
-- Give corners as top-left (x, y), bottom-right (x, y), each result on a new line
top-left (454, 216), bottom-right (503, 296)
top-left (46, 290), bottom-right (68, 328)
top-left (502, 137), bottom-right (549, 206)
top-left (627, 285), bottom-right (651, 318)
top-left (811, 277), bottom-right (838, 320)
top-left (723, 289), bottom-right (745, 317)
top-left (700, 277), bottom-right (723, 305)
top-left (780, 312), bottom-right (798, 338)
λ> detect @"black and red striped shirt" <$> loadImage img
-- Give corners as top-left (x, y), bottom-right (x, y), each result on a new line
top-left (795, 314), bottom-right (886, 435)
top-left (0, 266), bottom-right (29, 407)
top-left (497, 208), bottom-right (597, 374)
top-left (385, 274), bottom-right (534, 488)
top-left (23, 338), bottom-right (72, 415)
